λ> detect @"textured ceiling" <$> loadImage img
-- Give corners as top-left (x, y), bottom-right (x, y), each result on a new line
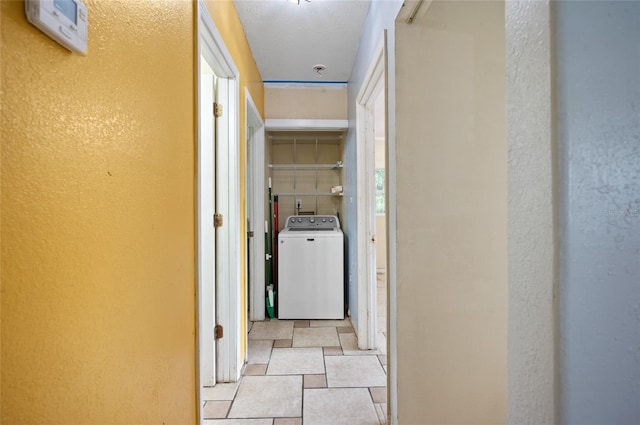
top-left (233, 0), bottom-right (371, 82)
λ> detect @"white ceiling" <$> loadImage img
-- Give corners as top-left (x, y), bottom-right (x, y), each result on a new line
top-left (233, 0), bottom-right (371, 82)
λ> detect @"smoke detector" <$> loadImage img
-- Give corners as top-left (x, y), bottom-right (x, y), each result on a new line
top-left (313, 64), bottom-right (326, 77)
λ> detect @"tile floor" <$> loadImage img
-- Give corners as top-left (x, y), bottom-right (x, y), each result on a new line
top-left (202, 270), bottom-right (388, 425)
top-left (202, 318), bottom-right (387, 425)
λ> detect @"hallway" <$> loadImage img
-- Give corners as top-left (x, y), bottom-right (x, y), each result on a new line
top-left (202, 319), bottom-right (387, 425)
top-left (3, 0), bottom-right (637, 422)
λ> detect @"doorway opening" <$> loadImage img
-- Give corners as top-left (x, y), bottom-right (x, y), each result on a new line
top-left (356, 36), bottom-right (388, 352)
top-left (372, 90), bottom-right (388, 354)
top-left (355, 32), bottom-right (394, 424)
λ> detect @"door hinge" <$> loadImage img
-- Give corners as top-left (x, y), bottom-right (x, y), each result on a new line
top-left (213, 102), bottom-right (223, 118)
top-left (214, 213), bottom-right (224, 228)
top-left (248, 231), bottom-right (254, 238)
top-left (214, 324), bottom-right (223, 339)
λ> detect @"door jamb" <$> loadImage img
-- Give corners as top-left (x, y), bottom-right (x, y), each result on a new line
top-left (356, 37), bottom-right (386, 350)
top-left (245, 88), bottom-right (266, 321)
top-left (196, 0), bottom-right (242, 407)
top-left (196, 25), bottom-right (217, 394)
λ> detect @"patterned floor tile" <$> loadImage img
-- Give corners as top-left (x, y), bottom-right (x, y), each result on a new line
top-left (303, 388), bottom-right (379, 425)
top-left (227, 375), bottom-right (302, 418)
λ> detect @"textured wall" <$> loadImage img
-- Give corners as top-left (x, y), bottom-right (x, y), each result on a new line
top-left (556, 2), bottom-right (640, 423)
top-left (0, 0), bottom-right (3, 412)
top-left (1, 1), bottom-right (196, 423)
top-left (505, 1), bottom-right (557, 424)
top-left (395, 2), bottom-right (507, 423)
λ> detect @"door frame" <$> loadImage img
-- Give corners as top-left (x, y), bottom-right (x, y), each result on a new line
top-left (356, 37), bottom-right (386, 350)
top-left (197, 42), bottom-right (217, 391)
top-left (245, 88), bottom-right (266, 321)
top-left (196, 0), bottom-right (242, 407)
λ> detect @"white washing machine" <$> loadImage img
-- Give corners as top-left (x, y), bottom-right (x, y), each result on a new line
top-left (278, 215), bottom-right (344, 319)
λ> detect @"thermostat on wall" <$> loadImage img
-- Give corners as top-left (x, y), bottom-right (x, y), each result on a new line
top-left (25, 0), bottom-right (88, 55)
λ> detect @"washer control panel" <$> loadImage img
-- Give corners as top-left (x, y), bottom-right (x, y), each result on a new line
top-left (285, 215), bottom-right (340, 231)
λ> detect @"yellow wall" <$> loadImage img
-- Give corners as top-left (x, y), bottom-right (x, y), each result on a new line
top-left (203, 0), bottom-right (264, 356)
top-left (205, 0), bottom-right (264, 120)
top-left (0, 0), bottom-right (3, 414)
top-left (1, 1), bottom-right (197, 423)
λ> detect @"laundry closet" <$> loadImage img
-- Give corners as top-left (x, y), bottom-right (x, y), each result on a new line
top-left (263, 83), bottom-right (348, 228)
top-left (268, 131), bottom-right (344, 228)
top-left (263, 83), bottom-right (348, 319)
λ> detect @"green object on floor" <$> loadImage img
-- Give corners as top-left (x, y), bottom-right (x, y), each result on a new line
top-left (266, 284), bottom-right (276, 318)
top-left (265, 222), bottom-right (271, 287)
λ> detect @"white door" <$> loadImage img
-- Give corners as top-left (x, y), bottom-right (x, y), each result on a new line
top-left (198, 56), bottom-right (217, 387)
